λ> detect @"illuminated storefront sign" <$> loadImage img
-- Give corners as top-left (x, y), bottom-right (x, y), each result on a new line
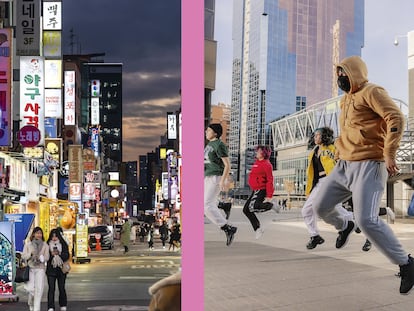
top-left (42, 1), bottom-right (62, 30)
top-left (45, 88), bottom-right (62, 118)
top-left (20, 56), bottom-right (45, 145)
top-left (0, 28), bottom-right (11, 146)
top-left (45, 59), bottom-right (62, 88)
top-left (43, 31), bottom-right (61, 57)
top-left (64, 71), bottom-right (75, 125)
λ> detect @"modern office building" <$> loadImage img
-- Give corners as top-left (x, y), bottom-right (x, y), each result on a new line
top-left (269, 96), bottom-right (412, 215)
top-left (228, 0), bottom-right (364, 187)
top-left (84, 63), bottom-right (123, 171)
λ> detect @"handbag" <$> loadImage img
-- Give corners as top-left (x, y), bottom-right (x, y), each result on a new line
top-left (408, 193), bottom-right (414, 216)
top-left (15, 264), bottom-right (30, 283)
top-left (61, 261), bottom-right (71, 274)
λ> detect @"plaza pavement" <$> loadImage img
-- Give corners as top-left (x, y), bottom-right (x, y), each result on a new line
top-left (205, 205), bottom-right (414, 311)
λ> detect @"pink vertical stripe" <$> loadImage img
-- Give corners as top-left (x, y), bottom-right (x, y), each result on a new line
top-left (182, 0), bottom-right (204, 310)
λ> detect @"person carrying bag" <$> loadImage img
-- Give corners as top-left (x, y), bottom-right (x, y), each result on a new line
top-left (21, 226), bottom-right (50, 311)
top-left (46, 227), bottom-right (70, 311)
top-left (14, 253), bottom-right (30, 283)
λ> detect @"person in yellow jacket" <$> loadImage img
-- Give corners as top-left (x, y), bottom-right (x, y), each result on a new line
top-left (302, 127), bottom-right (353, 249)
top-left (313, 55), bottom-right (414, 294)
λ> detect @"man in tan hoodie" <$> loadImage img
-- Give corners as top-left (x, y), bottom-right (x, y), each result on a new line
top-left (148, 271), bottom-right (181, 311)
top-left (313, 55), bottom-right (414, 294)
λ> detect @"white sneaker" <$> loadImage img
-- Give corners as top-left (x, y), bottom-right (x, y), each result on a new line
top-left (386, 207), bottom-right (395, 221)
top-left (255, 228), bottom-right (264, 239)
top-left (48, 308), bottom-right (54, 311)
top-left (60, 307), bottom-right (67, 311)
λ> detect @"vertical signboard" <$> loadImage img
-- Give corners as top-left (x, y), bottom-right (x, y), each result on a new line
top-left (167, 113), bottom-right (177, 139)
top-left (68, 145), bottom-right (82, 183)
top-left (75, 214), bottom-right (89, 262)
top-left (42, 1), bottom-right (62, 30)
top-left (44, 59), bottom-right (62, 88)
top-left (44, 88), bottom-right (62, 118)
top-left (90, 98), bottom-right (99, 125)
top-left (0, 28), bottom-right (11, 146)
top-left (43, 31), bottom-right (61, 57)
top-left (45, 117), bottom-right (57, 138)
top-left (90, 127), bottom-right (100, 158)
top-left (16, 0), bottom-right (41, 56)
top-left (64, 71), bottom-right (75, 125)
top-left (20, 56), bottom-right (45, 145)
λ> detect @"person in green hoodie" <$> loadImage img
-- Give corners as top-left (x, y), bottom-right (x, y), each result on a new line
top-left (313, 55), bottom-right (414, 294)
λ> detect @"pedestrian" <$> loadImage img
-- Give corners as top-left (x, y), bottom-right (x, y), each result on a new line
top-left (120, 220), bottom-right (131, 254)
top-left (46, 228), bottom-right (70, 311)
top-left (148, 225), bottom-right (154, 250)
top-left (302, 127), bottom-right (353, 249)
top-left (130, 224), bottom-right (137, 245)
top-left (204, 123), bottom-right (237, 246)
top-left (168, 224), bottom-right (181, 251)
top-left (313, 55), bottom-right (414, 294)
top-left (21, 226), bottom-right (50, 311)
top-left (242, 145), bottom-right (280, 239)
top-left (159, 221), bottom-right (169, 249)
top-left (139, 224), bottom-right (147, 243)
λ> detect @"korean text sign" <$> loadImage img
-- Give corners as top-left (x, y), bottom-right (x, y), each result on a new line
top-left (20, 56), bottom-right (45, 145)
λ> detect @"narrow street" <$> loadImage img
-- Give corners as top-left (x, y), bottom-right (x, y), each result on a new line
top-left (3, 240), bottom-right (181, 311)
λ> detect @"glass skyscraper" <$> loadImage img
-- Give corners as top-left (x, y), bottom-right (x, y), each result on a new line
top-left (229, 0), bottom-right (364, 187)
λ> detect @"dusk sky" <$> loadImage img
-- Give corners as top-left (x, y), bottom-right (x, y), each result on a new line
top-left (62, 0), bottom-right (181, 162)
top-left (212, 0), bottom-right (414, 109)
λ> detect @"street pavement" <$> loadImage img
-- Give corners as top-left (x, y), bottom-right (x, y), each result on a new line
top-left (205, 205), bottom-right (414, 311)
top-left (1, 238), bottom-right (181, 311)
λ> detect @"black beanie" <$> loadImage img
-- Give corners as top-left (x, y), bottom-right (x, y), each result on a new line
top-left (208, 123), bottom-right (223, 138)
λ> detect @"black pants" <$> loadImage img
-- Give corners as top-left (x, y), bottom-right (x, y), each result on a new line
top-left (243, 189), bottom-right (268, 231)
top-left (47, 273), bottom-right (67, 309)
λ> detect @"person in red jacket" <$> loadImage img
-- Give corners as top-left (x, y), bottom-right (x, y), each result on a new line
top-left (243, 145), bottom-right (280, 239)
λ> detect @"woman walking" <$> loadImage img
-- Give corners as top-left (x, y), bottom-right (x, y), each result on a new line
top-left (46, 228), bottom-right (70, 311)
top-left (22, 226), bottom-right (50, 311)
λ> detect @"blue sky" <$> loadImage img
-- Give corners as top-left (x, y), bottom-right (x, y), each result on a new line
top-left (212, 0), bottom-right (414, 108)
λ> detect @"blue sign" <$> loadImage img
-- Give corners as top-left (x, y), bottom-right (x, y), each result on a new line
top-left (90, 127), bottom-right (100, 157)
top-left (44, 117), bottom-right (57, 138)
top-left (4, 214), bottom-right (35, 252)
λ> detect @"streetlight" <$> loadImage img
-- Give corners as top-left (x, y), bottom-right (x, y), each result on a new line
top-left (110, 189), bottom-right (120, 225)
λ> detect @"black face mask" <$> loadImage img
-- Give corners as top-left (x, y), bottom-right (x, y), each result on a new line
top-left (337, 76), bottom-right (351, 93)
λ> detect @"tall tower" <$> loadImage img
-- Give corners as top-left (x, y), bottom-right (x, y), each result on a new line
top-left (229, 0), bottom-right (364, 187)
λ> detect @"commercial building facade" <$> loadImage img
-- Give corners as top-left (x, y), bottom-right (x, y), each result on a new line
top-left (228, 0), bottom-right (364, 187)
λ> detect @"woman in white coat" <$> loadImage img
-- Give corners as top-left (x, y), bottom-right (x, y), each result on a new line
top-left (22, 226), bottom-right (50, 311)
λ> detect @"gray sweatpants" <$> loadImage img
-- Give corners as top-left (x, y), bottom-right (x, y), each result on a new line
top-left (313, 160), bottom-right (409, 265)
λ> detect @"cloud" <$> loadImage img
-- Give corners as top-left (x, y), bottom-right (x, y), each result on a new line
top-left (122, 96), bottom-right (181, 161)
top-left (62, 0), bottom-right (181, 161)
